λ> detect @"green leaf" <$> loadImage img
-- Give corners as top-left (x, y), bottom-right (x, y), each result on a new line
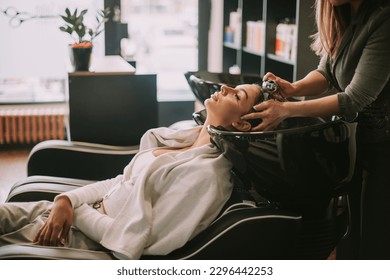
top-left (80, 9), bottom-right (88, 17)
top-left (60, 6), bottom-right (109, 43)
top-left (94, 30), bottom-right (103, 38)
top-left (61, 15), bottom-right (74, 24)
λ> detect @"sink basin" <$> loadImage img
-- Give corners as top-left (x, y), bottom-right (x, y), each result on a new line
top-left (207, 117), bottom-right (357, 212)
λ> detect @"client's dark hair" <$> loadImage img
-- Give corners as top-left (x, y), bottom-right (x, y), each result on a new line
top-left (246, 106), bottom-right (262, 129)
top-left (245, 86), bottom-right (264, 130)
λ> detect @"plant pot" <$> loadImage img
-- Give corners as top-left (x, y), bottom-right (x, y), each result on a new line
top-left (69, 45), bottom-right (93, 71)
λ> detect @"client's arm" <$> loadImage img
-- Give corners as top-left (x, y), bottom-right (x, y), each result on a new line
top-left (57, 175), bottom-right (123, 208)
top-left (34, 175), bottom-right (123, 247)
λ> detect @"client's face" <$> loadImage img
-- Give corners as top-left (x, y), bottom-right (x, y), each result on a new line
top-left (204, 84), bottom-right (260, 130)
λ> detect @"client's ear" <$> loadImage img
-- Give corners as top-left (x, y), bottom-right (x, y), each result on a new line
top-left (231, 120), bottom-right (251, 132)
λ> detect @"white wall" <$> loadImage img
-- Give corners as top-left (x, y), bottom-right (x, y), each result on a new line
top-left (207, 0), bottom-right (223, 72)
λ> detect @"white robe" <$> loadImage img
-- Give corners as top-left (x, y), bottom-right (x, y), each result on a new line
top-left (58, 126), bottom-right (233, 259)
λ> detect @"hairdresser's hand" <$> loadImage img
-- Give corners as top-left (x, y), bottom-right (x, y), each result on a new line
top-left (34, 196), bottom-right (73, 246)
top-left (263, 72), bottom-right (297, 99)
top-left (241, 99), bottom-right (289, 131)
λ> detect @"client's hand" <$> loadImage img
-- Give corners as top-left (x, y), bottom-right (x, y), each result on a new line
top-left (34, 196), bottom-right (73, 246)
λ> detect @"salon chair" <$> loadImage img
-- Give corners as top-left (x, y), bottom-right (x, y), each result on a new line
top-left (0, 72), bottom-right (356, 260)
top-left (0, 114), bottom-right (356, 260)
top-left (1, 140), bottom-right (302, 260)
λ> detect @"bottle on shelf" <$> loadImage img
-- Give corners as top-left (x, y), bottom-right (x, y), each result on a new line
top-left (224, 26), bottom-right (234, 43)
top-left (245, 20), bottom-right (265, 54)
top-left (275, 18), bottom-right (297, 61)
top-left (224, 8), bottom-right (242, 48)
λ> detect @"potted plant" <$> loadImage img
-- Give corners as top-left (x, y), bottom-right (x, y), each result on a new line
top-left (60, 7), bottom-right (110, 71)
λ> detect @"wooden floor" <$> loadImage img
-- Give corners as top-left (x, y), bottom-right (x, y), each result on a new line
top-left (0, 147), bottom-right (31, 203)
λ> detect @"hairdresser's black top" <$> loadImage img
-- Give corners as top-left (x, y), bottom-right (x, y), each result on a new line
top-left (317, 1), bottom-right (390, 143)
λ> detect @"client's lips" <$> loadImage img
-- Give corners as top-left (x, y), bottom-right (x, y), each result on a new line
top-left (211, 93), bottom-right (218, 101)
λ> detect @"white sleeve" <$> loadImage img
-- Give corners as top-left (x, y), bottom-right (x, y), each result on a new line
top-left (55, 175), bottom-right (123, 208)
top-left (72, 204), bottom-right (113, 243)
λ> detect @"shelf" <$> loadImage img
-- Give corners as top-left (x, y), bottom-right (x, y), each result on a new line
top-left (267, 53), bottom-right (295, 65)
top-left (223, 42), bottom-right (240, 50)
top-left (221, 0), bottom-right (318, 81)
top-left (243, 47), bottom-right (264, 57)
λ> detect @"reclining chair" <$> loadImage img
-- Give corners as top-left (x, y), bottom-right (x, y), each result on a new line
top-left (0, 72), bottom-right (357, 260)
top-left (1, 135), bottom-right (303, 260)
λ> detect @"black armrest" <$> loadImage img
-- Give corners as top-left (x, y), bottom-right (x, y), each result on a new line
top-left (0, 245), bottom-right (115, 260)
top-left (27, 140), bottom-right (138, 180)
top-left (6, 175), bottom-right (95, 202)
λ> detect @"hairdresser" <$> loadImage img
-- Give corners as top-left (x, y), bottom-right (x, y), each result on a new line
top-left (242, 0), bottom-right (390, 259)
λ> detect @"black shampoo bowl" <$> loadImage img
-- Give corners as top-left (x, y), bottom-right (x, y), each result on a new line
top-left (208, 117), bottom-right (357, 212)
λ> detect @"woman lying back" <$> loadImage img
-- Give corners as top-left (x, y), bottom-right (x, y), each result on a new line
top-left (0, 84), bottom-right (261, 259)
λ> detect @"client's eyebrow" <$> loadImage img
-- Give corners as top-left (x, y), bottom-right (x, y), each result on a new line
top-left (238, 88), bottom-right (249, 100)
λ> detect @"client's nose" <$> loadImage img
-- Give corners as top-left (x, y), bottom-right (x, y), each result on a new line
top-left (220, 85), bottom-right (229, 96)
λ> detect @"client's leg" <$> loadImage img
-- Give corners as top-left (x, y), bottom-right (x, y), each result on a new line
top-left (0, 201), bottom-right (52, 245)
top-left (0, 201), bottom-right (105, 251)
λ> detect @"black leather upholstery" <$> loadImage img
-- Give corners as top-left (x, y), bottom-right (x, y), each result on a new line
top-left (2, 173), bottom-right (303, 260)
top-left (27, 140), bottom-right (138, 180)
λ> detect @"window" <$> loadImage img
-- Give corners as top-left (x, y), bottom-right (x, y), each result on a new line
top-left (0, 0), bottom-right (104, 103)
top-left (0, 0), bottom-right (198, 104)
top-left (120, 0), bottom-right (198, 101)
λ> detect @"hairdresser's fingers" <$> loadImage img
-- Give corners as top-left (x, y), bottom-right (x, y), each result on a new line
top-left (249, 100), bottom-right (288, 131)
top-left (250, 122), bottom-right (263, 131)
top-left (263, 72), bottom-right (277, 81)
top-left (256, 120), bottom-right (280, 131)
top-left (252, 100), bottom-right (271, 112)
top-left (241, 111), bottom-right (263, 121)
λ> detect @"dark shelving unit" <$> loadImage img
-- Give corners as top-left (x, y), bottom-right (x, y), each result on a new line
top-left (222, 0), bottom-right (319, 81)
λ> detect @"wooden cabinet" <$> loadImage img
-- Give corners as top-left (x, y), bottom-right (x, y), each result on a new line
top-left (222, 0), bottom-right (319, 81)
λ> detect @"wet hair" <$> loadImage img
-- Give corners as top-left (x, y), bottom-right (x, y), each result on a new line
top-left (246, 106), bottom-right (263, 129)
top-left (245, 84), bottom-right (264, 129)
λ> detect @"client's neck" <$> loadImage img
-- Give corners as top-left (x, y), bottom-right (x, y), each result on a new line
top-left (191, 119), bottom-right (217, 148)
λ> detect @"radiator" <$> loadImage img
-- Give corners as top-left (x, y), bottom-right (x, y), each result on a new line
top-left (0, 107), bottom-right (67, 145)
